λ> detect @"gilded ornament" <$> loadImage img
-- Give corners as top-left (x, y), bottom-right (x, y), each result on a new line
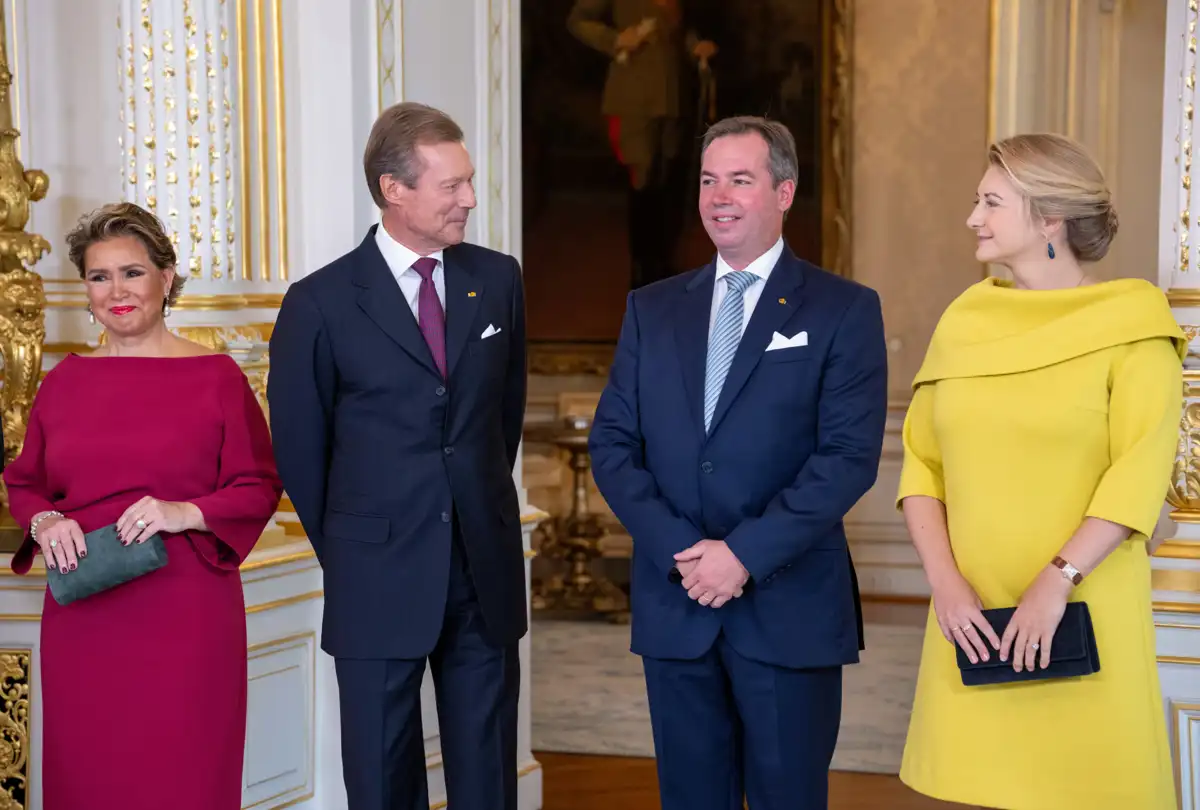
top-left (1169, 377), bottom-right (1200, 515)
top-left (0, 651), bottom-right (31, 810)
top-left (0, 10), bottom-right (49, 471)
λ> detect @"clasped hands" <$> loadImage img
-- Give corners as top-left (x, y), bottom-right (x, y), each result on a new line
top-left (933, 564), bottom-right (1072, 672)
top-left (33, 497), bottom-right (202, 575)
top-left (674, 539), bottom-right (749, 609)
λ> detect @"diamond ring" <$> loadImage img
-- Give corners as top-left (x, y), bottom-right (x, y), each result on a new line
top-left (49, 539), bottom-right (56, 549)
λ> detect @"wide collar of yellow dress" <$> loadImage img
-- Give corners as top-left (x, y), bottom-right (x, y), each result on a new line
top-left (912, 276), bottom-right (1187, 388)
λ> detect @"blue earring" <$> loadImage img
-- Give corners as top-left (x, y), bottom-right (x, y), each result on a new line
top-left (1047, 242), bottom-right (1056, 260)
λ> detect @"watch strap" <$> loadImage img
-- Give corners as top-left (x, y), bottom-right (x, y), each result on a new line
top-left (1052, 555), bottom-right (1083, 585)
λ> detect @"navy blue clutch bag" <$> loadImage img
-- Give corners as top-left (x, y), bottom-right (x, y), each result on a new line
top-left (45, 523), bottom-right (168, 606)
top-left (956, 602), bottom-right (1100, 686)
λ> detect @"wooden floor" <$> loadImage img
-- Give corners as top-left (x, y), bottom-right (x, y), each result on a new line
top-left (537, 752), bottom-right (974, 810)
top-left (535, 601), bottom-right (971, 809)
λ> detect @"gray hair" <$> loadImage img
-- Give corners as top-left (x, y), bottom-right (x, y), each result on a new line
top-left (363, 101), bottom-right (464, 208)
top-left (700, 116), bottom-right (799, 189)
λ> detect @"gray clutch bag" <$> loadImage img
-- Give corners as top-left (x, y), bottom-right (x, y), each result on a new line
top-left (45, 523), bottom-right (168, 606)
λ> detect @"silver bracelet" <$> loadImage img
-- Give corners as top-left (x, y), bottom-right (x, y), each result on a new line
top-left (30, 511), bottom-right (63, 541)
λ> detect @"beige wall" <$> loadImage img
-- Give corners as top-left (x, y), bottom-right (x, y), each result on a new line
top-left (1104, 0), bottom-right (1166, 284)
top-left (988, 0), bottom-right (1166, 284)
top-left (851, 0), bottom-right (991, 399)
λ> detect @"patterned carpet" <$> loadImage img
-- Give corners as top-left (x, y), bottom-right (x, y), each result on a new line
top-left (531, 619), bottom-right (925, 774)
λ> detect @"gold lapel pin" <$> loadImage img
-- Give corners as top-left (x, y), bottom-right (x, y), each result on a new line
top-left (778, 297), bottom-right (787, 304)
top-left (468, 291), bottom-right (477, 297)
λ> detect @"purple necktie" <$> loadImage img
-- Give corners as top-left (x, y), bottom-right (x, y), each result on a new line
top-left (412, 257), bottom-right (447, 378)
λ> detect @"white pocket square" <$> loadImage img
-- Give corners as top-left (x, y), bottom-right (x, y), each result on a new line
top-left (480, 324), bottom-right (502, 339)
top-left (765, 330), bottom-right (808, 351)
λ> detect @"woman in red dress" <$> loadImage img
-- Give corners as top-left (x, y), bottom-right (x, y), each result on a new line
top-left (2, 202), bottom-right (283, 809)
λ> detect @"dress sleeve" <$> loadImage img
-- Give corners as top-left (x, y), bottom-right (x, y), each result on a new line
top-left (1085, 337), bottom-right (1183, 539)
top-left (896, 382), bottom-right (945, 507)
top-left (2, 382), bottom-right (63, 574)
top-left (187, 363), bottom-right (283, 569)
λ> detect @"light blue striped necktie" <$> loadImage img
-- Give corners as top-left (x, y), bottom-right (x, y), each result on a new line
top-left (704, 270), bottom-right (759, 432)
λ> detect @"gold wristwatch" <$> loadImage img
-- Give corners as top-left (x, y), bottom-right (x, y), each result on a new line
top-left (1052, 555), bottom-right (1082, 585)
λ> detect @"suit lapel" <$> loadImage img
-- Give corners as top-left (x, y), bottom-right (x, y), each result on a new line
top-left (674, 261), bottom-right (717, 440)
top-left (444, 247), bottom-right (482, 379)
top-left (352, 227), bottom-right (440, 378)
top-left (707, 250), bottom-right (806, 436)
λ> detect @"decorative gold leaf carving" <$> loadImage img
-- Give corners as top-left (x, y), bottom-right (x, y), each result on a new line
top-left (0, 651), bottom-right (31, 810)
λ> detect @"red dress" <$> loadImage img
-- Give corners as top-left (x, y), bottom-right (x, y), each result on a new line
top-left (3, 354), bottom-right (283, 810)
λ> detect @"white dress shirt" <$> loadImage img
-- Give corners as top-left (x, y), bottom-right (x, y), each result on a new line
top-left (374, 224), bottom-right (446, 317)
top-left (709, 236), bottom-right (785, 335)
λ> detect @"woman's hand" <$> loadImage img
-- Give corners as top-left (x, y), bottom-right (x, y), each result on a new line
top-left (930, 570), bottom-right (1001, 664)
top-left (117, 497), bottom-right (203, 545)
top-left (34, 513), bottom-right (86, 574)
top-left (1000, 565), bottom-right (1072, 672)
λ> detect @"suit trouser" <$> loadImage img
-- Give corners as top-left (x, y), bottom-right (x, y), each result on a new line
top-left (333, 527), bottom-right (520, 810)
top-left (608, 114), bottom-right (684, 288)
top-left (643, 632), bottom-right (843, 810)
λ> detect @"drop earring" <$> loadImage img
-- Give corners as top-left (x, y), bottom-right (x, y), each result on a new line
top-left (87, 307), bottom-right (95, 325)
top-left (1047, 242), bottom-right (1056, 260)
top-left (162, 301), bottom-right (171, 318)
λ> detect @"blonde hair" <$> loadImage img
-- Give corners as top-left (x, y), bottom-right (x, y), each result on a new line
top-left (988, 133), bottom-right (1119, 262)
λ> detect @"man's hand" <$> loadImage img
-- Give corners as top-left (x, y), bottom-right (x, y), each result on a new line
top-left (674, 540), bottom-right (748, 608)
top-left (616, 23), bottom-right (650, 53)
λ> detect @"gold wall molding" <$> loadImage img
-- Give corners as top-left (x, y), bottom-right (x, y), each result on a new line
top-left (1168, 699), bottom-right (1199, 810)
top-left (1163, 0), bottom-right (1198, 281)
top-left (0, 651), bottom-right (28, 810)
top-left (245, 589), bottom-right (322, 615)
top-left (241, 549), bottom-right (315, 573)
top-left (232, 0), bottom-right (289, 282)
top-left (1169, 289), bottom-right (1200, 308)
top-left (822, 0), bottom-right (853, 278)
top-left (1156, 540), bottom-right (1200, 560)
top-left (1155, 600), bottom-right (1200, 615)
top-left (244, 632), bottom-right (317, 810)
top-left (1153, 566), bottom-right (1200, 594)
top-left (376, 0), bottom-right (401, 111)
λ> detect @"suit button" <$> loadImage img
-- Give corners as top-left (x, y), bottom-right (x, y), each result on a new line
top-left (444, 446), bottom-right (454, 456)
top-left (701, 461), bottom-right (713, 473)
top-left (435, 386), bottom-right (446, 397)
top-left (441, 512), bottom-right (451, 523)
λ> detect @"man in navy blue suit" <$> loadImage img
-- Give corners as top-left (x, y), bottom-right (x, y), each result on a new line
top-left (589, 116), bottom-right (887, 808)
top-left (267, 102), bottom-right (527, 810)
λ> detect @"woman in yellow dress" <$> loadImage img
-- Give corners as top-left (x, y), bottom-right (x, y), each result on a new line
top-left (897, 133), bottom-right (1182, 810)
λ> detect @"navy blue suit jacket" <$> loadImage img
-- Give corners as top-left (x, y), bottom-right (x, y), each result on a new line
top-left (589, 247), bottom-right (887, 669)
top-left (267, 226), bottom-right (528, 660)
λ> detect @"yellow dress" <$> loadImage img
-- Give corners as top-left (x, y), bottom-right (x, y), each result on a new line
top-left (896, 277), bottom-right (1184, 810)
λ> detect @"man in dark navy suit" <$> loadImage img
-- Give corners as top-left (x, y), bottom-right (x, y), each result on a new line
top-left (589, 116), bottom-right (887, 809)
top-left (267, 102), bottom-right (527, 810)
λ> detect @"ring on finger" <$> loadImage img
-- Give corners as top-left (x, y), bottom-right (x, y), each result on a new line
top-left (1030, 642), bottom-right (1040, 651)
top-left (135, 518), bottom-right (147, 530)
top-left (49, 539), bottom-right (57, 549)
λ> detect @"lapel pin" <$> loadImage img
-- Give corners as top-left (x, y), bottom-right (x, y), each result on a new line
top-left (778, 297), bottom-right (787, 304)
top-left (468, 291), bottom-right (477, 297)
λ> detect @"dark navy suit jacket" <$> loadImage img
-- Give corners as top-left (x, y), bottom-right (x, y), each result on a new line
top-left (589, 247), bottom-right (887, 669)
top-left (267, 226), bottom-right (528, 660)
